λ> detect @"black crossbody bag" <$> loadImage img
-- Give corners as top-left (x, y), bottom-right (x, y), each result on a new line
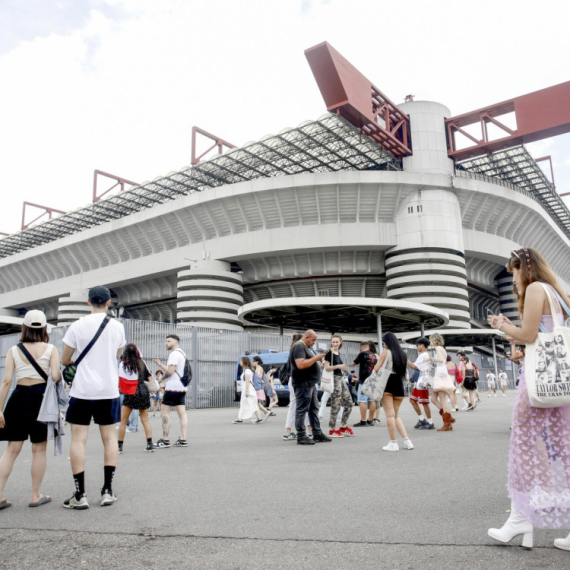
top-left (62, 315), bottom-right (111, 385)
top-left (17, 343), bottom-right (49, 382)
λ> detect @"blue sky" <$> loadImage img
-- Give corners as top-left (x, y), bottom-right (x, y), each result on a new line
top-left (0, 0), bottom-right (568, 234)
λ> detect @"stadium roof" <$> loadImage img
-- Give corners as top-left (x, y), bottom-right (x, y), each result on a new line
top-left (456, 145), bottom-right (570, 240)
top-left (0, 114), bottom-right (399, 259)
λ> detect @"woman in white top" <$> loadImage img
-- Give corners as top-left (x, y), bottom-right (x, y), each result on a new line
top-left (233, 357), bottom-right (263, 424)
top-left (429, 333), bottom-right (456, 432)
top-left (0, 311), bottom-right (61, 509)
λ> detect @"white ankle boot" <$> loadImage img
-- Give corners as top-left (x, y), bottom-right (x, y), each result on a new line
top-left (554, 531), bottom-right (570, 551)
top-left (488, 508), bottom-right (533, 549)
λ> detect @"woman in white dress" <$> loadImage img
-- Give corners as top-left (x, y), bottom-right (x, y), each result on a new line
top-left (233, 357), bottom-right (263, 424)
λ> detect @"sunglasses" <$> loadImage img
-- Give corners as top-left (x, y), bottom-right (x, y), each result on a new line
top-left (510, 248), bottom-right (532, 271)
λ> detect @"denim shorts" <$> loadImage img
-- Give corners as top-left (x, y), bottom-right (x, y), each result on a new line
top-left (357, 384), bottom-right (373, 403)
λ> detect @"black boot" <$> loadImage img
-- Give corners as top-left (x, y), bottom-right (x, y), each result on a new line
top-left (313, 432), bottom-right (332, 442)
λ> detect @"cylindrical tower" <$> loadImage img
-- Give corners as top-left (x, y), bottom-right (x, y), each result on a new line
top-left (177, 260), bottom-right (244, 331)
top-left (386, 101), bottom-right (470, 329)
top-left (57, 290), bottom-right (90, 326)
top-left (495, 269), bottom-right (520, 325)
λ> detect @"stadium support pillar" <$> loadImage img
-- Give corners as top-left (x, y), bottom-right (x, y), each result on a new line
top-left (491, 336), bottom-right (498, 378)
top-left (495, 269), bottom-right (519, 325)
top-left (177, 260), bottom-right (244, 331)
top-left (376, 313), bottom-right (382, 345)
top-left (57, 289), bottom-right (90, 326)
top-left (386, 101), bottom-right (470, 330)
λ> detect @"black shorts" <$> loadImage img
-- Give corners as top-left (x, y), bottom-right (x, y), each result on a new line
top-left (66, 397), bottom-right (121, 426)
top-left (0, 384), bottom-right (48, 444)
top-left (162, 391), bottom-right (186, 407)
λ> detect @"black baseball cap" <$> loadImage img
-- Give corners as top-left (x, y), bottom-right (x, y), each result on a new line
top-left (88, 286), bottom-right (111, 304)
top-left (416, 337), bottom-right (429, 348)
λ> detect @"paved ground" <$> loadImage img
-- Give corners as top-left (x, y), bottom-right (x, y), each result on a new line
top-left (1, 393), bottom-right (568, 569)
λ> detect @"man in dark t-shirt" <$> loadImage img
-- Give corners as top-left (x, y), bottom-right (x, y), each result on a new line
top-left (290, 330), bottom-right (331, 445)
top-left (351, 342), bottom-right (377, 427)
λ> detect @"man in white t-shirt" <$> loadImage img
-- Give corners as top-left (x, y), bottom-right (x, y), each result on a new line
top-left (153, 334), bottom-right (190, 449)
top-left (486, 371), bottom-right (497, 397)
top-left (407, 337), bottom-right (435, 430)
top-left (498, 369), bottom-right (508, 397)
top-left (61, 286), bottom-right (126, 510)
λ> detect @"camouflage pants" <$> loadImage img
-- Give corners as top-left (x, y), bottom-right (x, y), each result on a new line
top-left (329, 376), bottom-right (353, 428)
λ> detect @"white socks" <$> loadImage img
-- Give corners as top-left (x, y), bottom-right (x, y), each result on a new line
top-left (419, 414), bottom-right (425, 421)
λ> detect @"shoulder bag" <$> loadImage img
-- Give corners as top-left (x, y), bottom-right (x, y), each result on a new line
top-left (526, 283), bottom-right (570, 408)
top-left (361, 350), bottom-right (392, 401)
top-left (17, 343), bottom-right (50, 382)
top-left (62, 315), bottom-right (111, 385)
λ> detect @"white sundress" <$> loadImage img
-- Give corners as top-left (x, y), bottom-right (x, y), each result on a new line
top-left (238, 369), bottom-right (260, 420)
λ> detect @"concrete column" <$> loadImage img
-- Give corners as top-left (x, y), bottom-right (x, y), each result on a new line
top-left (386, 188), bottom-right (470, 329)
top-left (177, 260), bottom-right (244, 331)
top-left (57, 289), bottom-right (90, 326)
top-left (385, 101), bottom-right (469, 330)
top-left (495, 269), bottom-right (520, 325)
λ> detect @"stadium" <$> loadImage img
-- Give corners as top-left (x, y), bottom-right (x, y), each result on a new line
top-left (1, 42), bottom-right (569, 354)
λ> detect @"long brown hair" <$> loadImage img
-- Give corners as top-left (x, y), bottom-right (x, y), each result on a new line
top-left (241, 356), bottom-right (254, 371)
top-left (290, 333), bottom-right (303, 348)
top-left (122, 343), bottom-right (142, 374)
top-left (507, 248), bottom-right (570, 317)
top-left (331, 334), bottom-right (343, 350)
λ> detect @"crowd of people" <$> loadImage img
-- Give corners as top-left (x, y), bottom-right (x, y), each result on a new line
top-left (1, 246), bottom-right (570, 552)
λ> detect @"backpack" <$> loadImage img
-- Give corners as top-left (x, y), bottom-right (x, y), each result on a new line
top-left (278, 358), bottom-right (291, 385)
top-left (473, 363), bottom-right (479, 379)
top-left (175, 349), bottom-right (192, 387)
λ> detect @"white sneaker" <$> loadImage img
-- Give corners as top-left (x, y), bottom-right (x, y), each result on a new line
top-left (488, 395), bottom-right (491, 398)
top-left (402, 438), bottom-right (414, 450)
top-left (382, 441), bottom-right (399, 452)
top-left (100, 490), bottom-right (117, 507)
top-left (495, 394), bottom-right (497, 397)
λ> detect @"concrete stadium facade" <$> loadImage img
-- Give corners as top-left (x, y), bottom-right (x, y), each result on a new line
top-left (1, 101), bottom-right (569, 338)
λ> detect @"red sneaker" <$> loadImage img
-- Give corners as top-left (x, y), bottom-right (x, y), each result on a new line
top-left (329, 429), bottom-right (344, 438)
top-left (340, 427), bottom-right (355, 437)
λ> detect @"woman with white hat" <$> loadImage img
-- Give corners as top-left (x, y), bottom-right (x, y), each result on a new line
top-left (0, 310), bottom-right (61, 509)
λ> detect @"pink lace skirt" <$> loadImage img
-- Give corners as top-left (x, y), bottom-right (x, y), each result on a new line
top-left (433, 373), bottom-right (454, 392)
top-left (508, 362), bottom-right (570, 528)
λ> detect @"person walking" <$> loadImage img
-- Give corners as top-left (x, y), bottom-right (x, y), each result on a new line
top-left (498, 369), bottom-right (508, 396)
top-left (0, 311), bottom-right (62, 509)
top-left (151, 370), bottom-right (163, 416)
top-left (265, 367), bottom-right (279, 413)
top-left (153, 335), bottom-right (190, 449)
top-left (252, 356), bottom-right (272, 417)
top-left (446, 355), bottom-right (460, 412)
top-left (351, 341), bottom-right (377, 427)
top-left (460, 355), bottom-right (478, 411)
top-left (486, 370), bottom-right (497, 397)
top-left (373, 332), bottom-right (413, 451)
top-left (368, 340), bottom-right (382, 425)
top-left (407, 337), bottom-right (435, 430)
top-left (487, 247), bottom-right (570, 550)
top-left (429, 334), bottom-right (456, 431)
top-left (233, 357), bottom-right (264, 424)
top-left (324, 334), bottom-right (354, 438)
top-left (61, 286), bottom-right (126, 509)
top-left (290, 330), bottom-right (331, 445)
top-left (117, 344), bottom-right (154, 454)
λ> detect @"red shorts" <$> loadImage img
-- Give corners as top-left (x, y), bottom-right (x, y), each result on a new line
top-left (410, 387), bottom-right (430, 405)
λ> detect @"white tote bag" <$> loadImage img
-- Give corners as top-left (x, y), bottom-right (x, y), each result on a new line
top-left (320, 354), bottom-right (335, 394)
top-left (526, 283), bottom-right (570, 408)
top-left (361, 351), bottom-right (392, 401)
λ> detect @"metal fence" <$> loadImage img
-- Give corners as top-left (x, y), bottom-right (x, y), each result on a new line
top-left (0, 319), bottom-right (518, 409)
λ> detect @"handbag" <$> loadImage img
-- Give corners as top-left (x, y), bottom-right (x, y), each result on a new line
top-left (62, 315), bottom-right (111, 385)
top-left (361, 350), bottom-right (392, 401)
top-left (526, 283), bottom-right (570, 408)
top-left (320, 354), bottom-right (335, 394)
top-left (145, 378), bottom-right (160, 393)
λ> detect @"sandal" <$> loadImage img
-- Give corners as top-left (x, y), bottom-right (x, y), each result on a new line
top-left (29, 495), bottom-right (51, 508)
top-left (0, 499), bottom-right (12, 510)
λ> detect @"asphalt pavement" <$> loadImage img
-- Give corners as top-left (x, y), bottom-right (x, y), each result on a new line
top-left (1, 393), bottom-right (568, 569)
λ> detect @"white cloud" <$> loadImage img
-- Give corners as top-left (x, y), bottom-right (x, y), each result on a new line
top-left (1, 0), bottom-right (569, 234)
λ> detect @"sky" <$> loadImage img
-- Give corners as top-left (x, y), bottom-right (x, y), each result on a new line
top-left (0, 0), bottom-right (569, 235)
